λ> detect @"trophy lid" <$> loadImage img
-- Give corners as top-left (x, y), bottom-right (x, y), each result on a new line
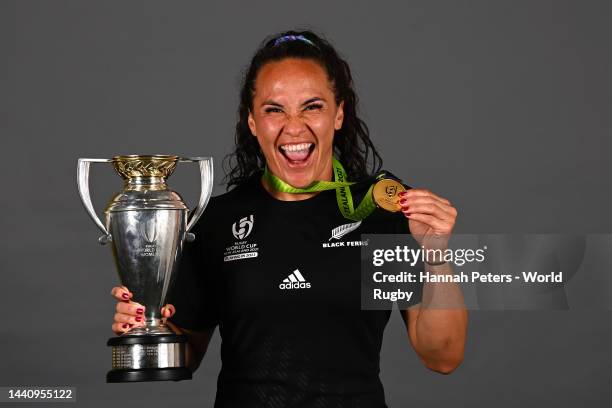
top-left (112, 155), bottom-right (179, 180)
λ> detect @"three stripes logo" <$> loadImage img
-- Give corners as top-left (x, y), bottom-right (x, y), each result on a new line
top-left (279, 269), bottom-right (311, 290)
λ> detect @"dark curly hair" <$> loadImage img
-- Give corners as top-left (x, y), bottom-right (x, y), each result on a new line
top-left (222, 29), bottom-right (383, 190)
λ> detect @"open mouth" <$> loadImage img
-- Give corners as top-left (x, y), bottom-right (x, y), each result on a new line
top-left (278, 142), bottom-right (316, 167)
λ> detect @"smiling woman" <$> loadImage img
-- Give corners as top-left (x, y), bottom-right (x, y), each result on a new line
top-left (246, 58), bottom-right (344, 189)
top-left (225, 30), bottom-right (383, 198)
top-left (109, 29), bottom-right (467, 408)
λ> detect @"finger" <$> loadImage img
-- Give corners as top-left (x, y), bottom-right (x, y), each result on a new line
top-left (114, 312), bottom-right (145, 326)
top-left (399, 196), bottom-right (456, 215)
top-left (403, 207), bottom-right (454, 228)
top-left (116, 301), bottom-right (145, 316)
top-left (400, 189), bottom-right (451, 206)
top-left (110, 286), bottom-right (132, 302)
top-left (400, 195), bottom-right (450, 208)
top-left (405, 212), bottom-right (453, 233)
top-left (112, 322), bottom-right (133, 335)
top-left (400, 197), bottom-right (453, 218)
top-left (400, 188), bottom-right (451, 205)
top-left (400, 198), bottom-right (457, 222)
top-left (401, 202), bottom-right (455, 223)
top-left (161, 304), bottom-right (176, 318)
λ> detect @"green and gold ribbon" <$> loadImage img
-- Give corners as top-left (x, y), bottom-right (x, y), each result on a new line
top-left (262, 157), bottom-right (384, 221)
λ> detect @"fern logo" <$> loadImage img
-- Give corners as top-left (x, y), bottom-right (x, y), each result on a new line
top-left (329, 220), bottom-right (362, 241)
top-left (232, 214), bottom-right (254, 240)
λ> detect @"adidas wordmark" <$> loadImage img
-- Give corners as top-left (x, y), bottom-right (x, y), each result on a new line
top-left (279, 269), bottom-right (311, 289)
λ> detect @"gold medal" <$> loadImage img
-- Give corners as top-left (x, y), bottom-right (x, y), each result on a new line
top-left (372, 178), bottom-right (406, 212)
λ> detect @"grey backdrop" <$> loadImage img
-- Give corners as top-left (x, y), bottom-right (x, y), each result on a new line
top-left (2, 0), bottom-right (611, 407)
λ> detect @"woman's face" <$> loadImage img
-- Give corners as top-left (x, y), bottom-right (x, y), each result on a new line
top-left (248, 58), bottom-right (344, 188)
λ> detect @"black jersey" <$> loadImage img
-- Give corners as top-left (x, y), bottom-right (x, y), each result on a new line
top-left (168, 170), bottom-right (423, 408)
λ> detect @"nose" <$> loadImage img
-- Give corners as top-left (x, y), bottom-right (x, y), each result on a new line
top-left (283, 113), bottom-right (307, 137)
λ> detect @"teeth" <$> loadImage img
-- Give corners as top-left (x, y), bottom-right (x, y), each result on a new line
top-left (280, 143), bottom-right (313, 152)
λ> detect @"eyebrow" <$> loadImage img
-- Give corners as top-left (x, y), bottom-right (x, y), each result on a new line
top-left (260, 97), bottom-right (325, 107)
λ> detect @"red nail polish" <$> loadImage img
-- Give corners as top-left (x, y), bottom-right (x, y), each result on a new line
top-left (399, 198), bottom-right (407, 204)
top-left (135, 316), bottom-right (142, 322)
top-left (122, 293), bottom-right (129, 300)
top-left (122, 323), bottom-right (129, 329)
top-left (136, 308), bottom-right (144, 315)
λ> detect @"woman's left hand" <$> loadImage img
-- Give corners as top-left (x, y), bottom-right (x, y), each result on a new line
top-left (398, 188), bottom-right (457, 251)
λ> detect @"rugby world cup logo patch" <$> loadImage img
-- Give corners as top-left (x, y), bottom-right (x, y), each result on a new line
top-left (232, 214), bottom-right (254, 240)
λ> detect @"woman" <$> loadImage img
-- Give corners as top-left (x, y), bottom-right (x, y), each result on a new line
top-left (111, 30), bottom-right (467, 407)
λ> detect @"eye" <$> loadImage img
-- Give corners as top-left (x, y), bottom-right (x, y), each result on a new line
top-left (304, 103), bottom-right (324, 111)
top-left (264, 107), bottom-right (283, 113)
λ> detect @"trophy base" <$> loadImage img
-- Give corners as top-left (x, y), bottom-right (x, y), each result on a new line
top-left (107, 367), bottom-right (192, 383)
top-left (106, 334), bottom-right (192, 383)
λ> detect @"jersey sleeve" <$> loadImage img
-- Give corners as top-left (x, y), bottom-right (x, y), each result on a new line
top-left (167, 218), bottom-right (219, 330)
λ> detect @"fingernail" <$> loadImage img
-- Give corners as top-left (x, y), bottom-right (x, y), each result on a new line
top-left (122, 323), bottom-right (129, 329)
top-left (136, 308), bottom-right (144, 315)
top-left (399, 191), bottom-right (406, 197)
top-left (135, 316), bottom-right (142, 322)
top-left (122, 293), bottom-right (129, 300)
top-left (399, 198), bottom-right (407, 204)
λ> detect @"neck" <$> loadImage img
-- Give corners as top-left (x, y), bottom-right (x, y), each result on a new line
top-left (261, 178), bottom-right (317, 201)
top-left (262, 159), bottom-right (334, 201)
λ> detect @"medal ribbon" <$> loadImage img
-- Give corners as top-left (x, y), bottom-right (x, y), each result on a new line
top-left (262, 157), bottom-right (383, 221)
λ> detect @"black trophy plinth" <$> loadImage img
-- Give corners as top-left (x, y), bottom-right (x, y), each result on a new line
top-left (106, 334), bottom-right (192, 383)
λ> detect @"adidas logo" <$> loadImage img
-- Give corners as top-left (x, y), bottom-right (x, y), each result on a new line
top-left (279, 269), bottom-right (311, 290)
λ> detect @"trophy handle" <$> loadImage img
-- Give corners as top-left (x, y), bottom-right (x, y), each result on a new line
top-left (77, 158), bottom-right (112, 244)
top-left (179, 157), bottom-right (214, 242)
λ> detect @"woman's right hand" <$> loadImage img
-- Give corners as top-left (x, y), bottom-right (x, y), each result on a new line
top-left (110, 285), bottom-right (176, 335)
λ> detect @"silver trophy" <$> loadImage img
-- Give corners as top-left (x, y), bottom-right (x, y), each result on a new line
top-left (77, 155), bottom-right (213, 383)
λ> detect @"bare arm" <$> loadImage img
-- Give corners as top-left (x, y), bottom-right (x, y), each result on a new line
top-left (401, 261), bottom-right (468, 374)
top-left (398, 188), bottom-right (467, 374)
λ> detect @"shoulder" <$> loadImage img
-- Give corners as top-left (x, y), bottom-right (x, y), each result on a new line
top-left (205, 171), bottom-right (261, 212)
top-left (190, 172), bottom-right (260, 234)
top-left (363, 207), bottom-right (410, 234)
